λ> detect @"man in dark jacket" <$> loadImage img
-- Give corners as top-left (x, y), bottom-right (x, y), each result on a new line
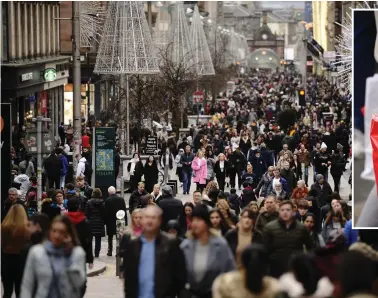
top-left (310, 174), bottom-right (333, 208)
top-left (157, 185), bottom-right (183, 231)
top-left (43, 151), bottom-right (63, 189)
top-left (76, 176), bottom-right (93, 211)
top-left (122, 205), bottom-right (187, 298)
top-left (104, 186), bottom-right (127, 256)
top-left (2, 188), bottom-right (26, 221)
top-left (56, 147), bottom-right (68, 189)
top-left (263, 200), bottom-right (314, 278)
top-left (255, 195), bottom-right (278, 234)
top-left (129, 182), bottom-right (148, 214)
top-left (65, 196), bottom-right (93, 297)
top-left (180, 145), bottom-right (195, 195)
top-left (229, 146), bottom-right (247, 189)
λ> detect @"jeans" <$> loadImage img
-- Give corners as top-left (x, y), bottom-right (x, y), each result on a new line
top-left (60, 175), bottom-right (66, 189)
top-left (301, 164), bottom-right (308, 183)
top-left (182, 170), bottom-right (192, 193)
top-left (93, 236), bottom-right (102, 257)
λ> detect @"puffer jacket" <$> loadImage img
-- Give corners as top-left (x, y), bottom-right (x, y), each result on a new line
top-left (263, 219), bottom-right (314, 277)
top-left (85, 198), bottom-right (105, 237)
top-left (255, 210), bottom-right (279, 234)
top-left (256, 172), bottom-right (273, 197)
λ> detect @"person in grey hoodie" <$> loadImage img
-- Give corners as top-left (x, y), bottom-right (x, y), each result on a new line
top-left (180, 205), bottom-right (235, 298)
top-left (20, 215), bottom-right (86, 298)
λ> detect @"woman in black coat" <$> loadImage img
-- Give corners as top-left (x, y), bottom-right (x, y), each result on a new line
top-left (127, 153), bottom-right (144, 192)
top-left (214, 153), bottom-right (228, 191)
top-left (85, 188), bottom-right (105, 257)
top-left (143, 156), bottom-right (159, 193)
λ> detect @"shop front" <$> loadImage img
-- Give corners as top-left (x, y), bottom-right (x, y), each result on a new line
top-left (1, 57), bottom-right (69, 139)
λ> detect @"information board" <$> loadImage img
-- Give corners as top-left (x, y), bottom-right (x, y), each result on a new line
top-left (95, 127), bottom-right (115, 187)
top-left (24, 129), bottom-right (53, 154)
top-left (145, 136), bottom-right (158, 155)
top-left (1, 104), bottom-right (11, 203)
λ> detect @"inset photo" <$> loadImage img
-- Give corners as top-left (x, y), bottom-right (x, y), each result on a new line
top-left (354, 9), bottom-right (378, 227)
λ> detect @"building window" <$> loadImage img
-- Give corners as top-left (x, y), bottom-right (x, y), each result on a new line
top-left (2, 2), bottom-right (8, 62)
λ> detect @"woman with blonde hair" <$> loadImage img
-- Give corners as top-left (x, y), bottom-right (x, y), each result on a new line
top-left (217, 199), bottom-right (239, 229)
top-left (2, 204), bottom-right (29, 298)
top-left (192, 150), bottom-right (208, 193)
top-left (123, 208), bottom-right (143, 237)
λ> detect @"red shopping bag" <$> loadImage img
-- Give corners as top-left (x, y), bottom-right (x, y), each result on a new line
top-left (370, 115), bottom-right (378, 192)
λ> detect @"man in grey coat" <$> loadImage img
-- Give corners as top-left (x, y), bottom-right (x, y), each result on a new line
top-left (180, 205), bottom-right (235, 298)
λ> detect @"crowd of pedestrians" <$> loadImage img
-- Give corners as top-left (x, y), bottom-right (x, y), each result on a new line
top-left (2, 70), bottom-right (361, 298)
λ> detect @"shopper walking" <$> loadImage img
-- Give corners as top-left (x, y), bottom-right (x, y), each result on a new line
top-left (85, 188), bottom-right (106, 257)
top-left (1, 205), bottom-right (29, 298)
top-left (20, 216), bottom-right (86, 298)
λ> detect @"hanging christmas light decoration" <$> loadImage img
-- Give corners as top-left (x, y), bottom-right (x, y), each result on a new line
top-left (80, 2), bottom-right (107, 48)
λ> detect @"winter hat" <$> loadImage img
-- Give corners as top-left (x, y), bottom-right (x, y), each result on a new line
top-left (316, 174), bottom-right (324, 182)
top-left (191, 205), bottom-right (211, 226)
top-left (162, 185), bottom-right (173, 196)
top-left (320, 142), bottom-right (327, 150)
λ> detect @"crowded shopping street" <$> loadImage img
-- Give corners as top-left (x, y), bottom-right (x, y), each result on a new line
top-left (2, 1), bottom-right (377, 298)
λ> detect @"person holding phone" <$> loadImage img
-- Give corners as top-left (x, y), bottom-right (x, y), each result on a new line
top-left (20, 216), bottom-right (86, 298)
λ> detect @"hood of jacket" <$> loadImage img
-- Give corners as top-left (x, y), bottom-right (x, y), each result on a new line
top-left (65, 211), bottom-right (86, 224)
top-left (79, 157), bottom-right (87, 163)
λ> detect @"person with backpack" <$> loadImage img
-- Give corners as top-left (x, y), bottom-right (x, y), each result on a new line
top-left (76, 154), bottom-right (93, 184)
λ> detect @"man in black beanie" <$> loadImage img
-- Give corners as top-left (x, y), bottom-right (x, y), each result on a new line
top-left (180, 205), bottom-right (235, 298)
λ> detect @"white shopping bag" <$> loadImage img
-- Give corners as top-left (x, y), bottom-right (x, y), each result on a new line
top-left (362, 74), bottom-right (378, 181)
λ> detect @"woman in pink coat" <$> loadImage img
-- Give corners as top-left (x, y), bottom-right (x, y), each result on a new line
top-left (191, 150), bottom-right (208, 193)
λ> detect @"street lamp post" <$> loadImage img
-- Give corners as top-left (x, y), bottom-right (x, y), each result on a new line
top-left (72, 2), bottom-right (82, 175)
top-left (32, 116), bottom-right (51, 212)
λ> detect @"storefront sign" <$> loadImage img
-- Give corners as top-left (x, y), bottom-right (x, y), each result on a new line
top-left (21, 72), bottom-right (33, 82)
top-left (44, 68), bottom-right (57, 82)
top-left (95, 127), bottom-right (115, 187)
top-left (145, 136), bottom-right (158, 155)
top-left (1, 104), bottom-right (12, 203)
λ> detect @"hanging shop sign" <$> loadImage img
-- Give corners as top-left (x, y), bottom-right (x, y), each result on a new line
top-left (20, 72), bottom-right (33, 82)
top-left (44, 68), bottom-right (57, 82)
top-left (94, 127), bottom-right (115, 187)
top-left (41, 91), bottom-right (47, 114)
